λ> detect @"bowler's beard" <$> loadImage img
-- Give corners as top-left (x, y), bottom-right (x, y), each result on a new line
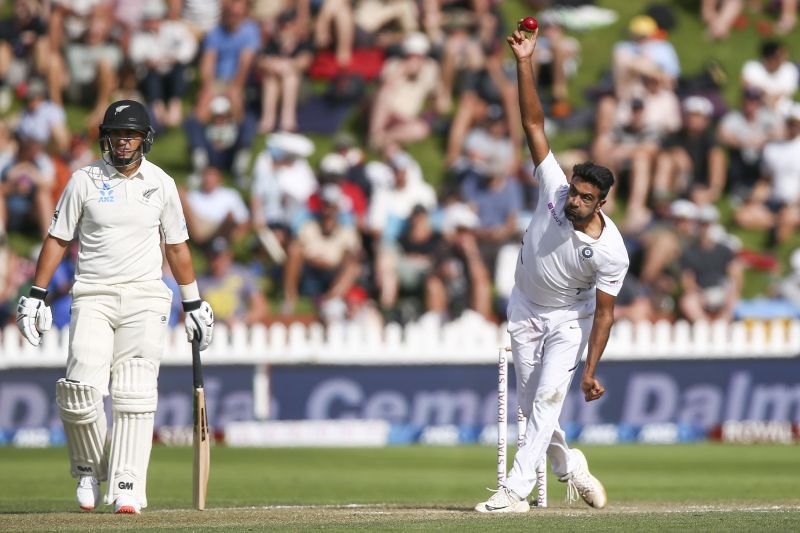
top-left (564, 207), bottom-right (594, 225)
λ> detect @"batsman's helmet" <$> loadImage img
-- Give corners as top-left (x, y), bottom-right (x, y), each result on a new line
top-left (99, 100), bottom-right (154, 168)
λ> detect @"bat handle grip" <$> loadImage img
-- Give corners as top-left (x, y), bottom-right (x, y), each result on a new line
top-left (191, 338), bottom-right (204, 389)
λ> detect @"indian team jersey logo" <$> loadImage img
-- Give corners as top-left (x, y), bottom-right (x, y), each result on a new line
top-left (581, 246), bottom-right (593, 259)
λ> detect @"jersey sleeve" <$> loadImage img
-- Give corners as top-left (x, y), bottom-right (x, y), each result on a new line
top-left (160, 177), bottom-right (189, 244)
top-left (49, 173), bottom-right (83, 241)
top-left (595, 247), bottom-right (630, 297)
top-left (533, 151), bottom-right (568, 198)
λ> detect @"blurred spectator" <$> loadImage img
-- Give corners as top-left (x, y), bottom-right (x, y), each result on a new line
top-left (445, 44), bottom-right (521, 172)
top-left (636, 199), bottom-right (701, 316)
top-left (15, 77), bottom-right (70, 155)
top-left (307, 153), bottom-right (368, 228)
top-left (778, 248), bottom-right (800, 309)
top-left (613, 271), bottom-right (655, 322)
top-left (48, 0), bottom-right (122, 124)
top-left (183, 166), bottom-right (250, 246)
top-left (591, 97), bottom-right (660, 218)
top-left (250, 132), bottom-right (317, 247)
top-left (612, 15), bottom-right (680, 100)
top-left (375, 204), bottom-right (444, 317)
top-left (679, 205), bottom-right (743, 322)
top-left (354, 0), bottom-right (419, 46)
top-left (459, 155), bottom-right (523, 276)
top-left (257, 9), bottom-right (314, 133)
top-left (66, 132), bottom-right (95, 172)
top-left (0, 0), bottom-right (49, 113)
top-left (0, 132), bottom-right (54, 237)
top-left (313, 0), bottom-right (354, 67)
top-left (423, 0), bottom-right (496, 49)
top-left (129, 0), bottom-right (198, 129)
top-left (435, 9), bottom-right (485, 113)
top-left (774, 0), bottom-right (798, 35)
top-left (179, 0), bottom-right (222, 39)
top-left (426, 201), bottom-right (492, 320)
top-left (741, 41), bottom-right (799, 116)
top-left (0, 223), bottom-right (22, 326)
top-left (185, 94), bottom-right (257, 182)
top-left (447, 104), bottom-right (517, 188)
top-left (734, 104), bottom-right (800, 245)
top-left (197, 236), bottom-right (270, 325)
top-left (366, 151), bottom-right (437, 242)
top-left (532, 15), bottom-right (581, 118)
top-left (653, 95), bottom-right (727, 207)
top-left (195, 0), bottom-right (260, 123)
top-left (717, 87), bottom-right (784, 201)
top-left (282, 184), bottom-right (363, 321)
top-left (368, 32), bottom-right (443, 150)
top-left (701, 0), bottom-right (744, 41)
top-left (332, 132), bottom-right (372, 200)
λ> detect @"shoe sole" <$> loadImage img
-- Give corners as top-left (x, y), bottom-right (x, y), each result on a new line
top-left (79, 505), bottom-right (95, 511)
top-left (474, 501), bottom-right (530, 513)
top-left (114, 506), bottom-right (140, 515)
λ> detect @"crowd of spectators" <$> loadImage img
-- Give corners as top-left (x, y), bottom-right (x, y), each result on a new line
top-left (0, 0), bottom-right (799, 331)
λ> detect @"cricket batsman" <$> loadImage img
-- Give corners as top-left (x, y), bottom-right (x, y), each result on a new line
top-left (15, 100), bottom-right (215, 514)
top-left (475, 25), bottom-right (629, 512)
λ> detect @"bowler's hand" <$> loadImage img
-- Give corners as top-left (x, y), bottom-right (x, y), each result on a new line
top-left (506, 23), bottom-right (538, 61)
top-left (581, 374), bottom-right (605, 402)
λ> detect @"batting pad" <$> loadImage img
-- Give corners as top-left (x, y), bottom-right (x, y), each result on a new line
top-left (104, 358), bottom-right (158, 508)
top-left (56, 379), bottom-right (108, 480)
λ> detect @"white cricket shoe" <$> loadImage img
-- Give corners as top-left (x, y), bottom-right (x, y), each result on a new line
top-left (474, 487), bottom-right (530, 513)
top-left (76, 476), bottom-right (101, 511)
top-left (114, 493), bottom-right (141, 515)
top-left (559, 448), bottom-right (607, 509)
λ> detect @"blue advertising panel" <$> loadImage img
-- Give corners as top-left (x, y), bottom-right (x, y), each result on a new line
top-left (1, 359), bottom-right (799, 433)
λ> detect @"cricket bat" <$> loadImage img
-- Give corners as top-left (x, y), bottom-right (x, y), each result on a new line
top-left (192, 338), bottom-right (210, 510)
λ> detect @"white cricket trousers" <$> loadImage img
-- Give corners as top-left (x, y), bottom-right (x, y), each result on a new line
top-left (66, 280), bottom-right (173, 393)
top-left (504, 286), bottom-right (594, 499)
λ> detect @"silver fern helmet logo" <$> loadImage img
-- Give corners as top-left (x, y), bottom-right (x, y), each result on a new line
top-left (114, 104), bottom-right (130, 115)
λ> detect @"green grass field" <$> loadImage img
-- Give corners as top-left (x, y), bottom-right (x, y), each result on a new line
top-left (1, 444), bottom-right (798, 531)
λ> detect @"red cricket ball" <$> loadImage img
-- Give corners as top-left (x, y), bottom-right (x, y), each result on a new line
top-left (520, 16), bottom-right (538, 32)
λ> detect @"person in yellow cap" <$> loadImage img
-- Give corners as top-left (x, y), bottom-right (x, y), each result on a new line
top-left (612, 14), bottom-right (680, 99)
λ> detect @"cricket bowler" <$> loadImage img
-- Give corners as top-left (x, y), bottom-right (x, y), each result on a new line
top-left (15, 100), bottom-right (215, 514)
top-left (475, 24), bottom-right (630, 512)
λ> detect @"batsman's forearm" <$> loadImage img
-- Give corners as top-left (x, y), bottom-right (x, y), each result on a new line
top-left (583, 310), bottom-right (614, 378)
top-left (33, 235), bottom-right (69, 289)
top-left (165, 242), bottom-right (197, 285)
top-left (516, 57), bottom-right (545, 130)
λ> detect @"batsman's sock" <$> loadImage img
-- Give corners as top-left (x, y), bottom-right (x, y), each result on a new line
top-left (56, 379), bottom-right (108, 481)
top-left (104, 358), bottom-right (158, 509)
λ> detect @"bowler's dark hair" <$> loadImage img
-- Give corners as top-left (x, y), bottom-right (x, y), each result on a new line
top-left (572, 162), bottom-right (615, 199)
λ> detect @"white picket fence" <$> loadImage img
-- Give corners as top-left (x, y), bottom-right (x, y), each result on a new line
top-left (1, 313), bottom-right (798, 369)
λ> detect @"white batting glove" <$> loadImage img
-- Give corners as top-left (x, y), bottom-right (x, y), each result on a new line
top-left (183, 299), bottom-right (214, 351)
top-left (16, 286), bottom-right (53, 346)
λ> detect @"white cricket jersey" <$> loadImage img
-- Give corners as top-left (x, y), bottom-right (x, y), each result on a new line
top-left (514, 152), bottom-right (629, 308)
top-left (49, 158), bottom-right (189, 285)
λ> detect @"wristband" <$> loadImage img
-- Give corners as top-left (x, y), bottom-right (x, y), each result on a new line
top-left (183, 299), bottom-right (202, 312)
top-left (179, 280), bottom-right (200, 301)
top-left (29, 286), bottom-right (48, 300)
